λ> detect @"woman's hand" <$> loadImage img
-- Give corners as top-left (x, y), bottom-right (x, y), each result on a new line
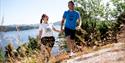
top-left (61, 29), bottom-right (64, 33)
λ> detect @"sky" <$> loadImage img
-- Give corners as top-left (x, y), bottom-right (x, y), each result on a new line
top-left (0, 0), bottom-right (69, 25)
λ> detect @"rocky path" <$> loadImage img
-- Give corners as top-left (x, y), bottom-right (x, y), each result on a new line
top-left (62, 43), bottom-right (125, 63)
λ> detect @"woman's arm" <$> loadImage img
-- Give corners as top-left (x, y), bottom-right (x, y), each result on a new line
top-left (52, 26), bottom-right (60, 32)
top-left (38, 30), bottom-right (42, 39)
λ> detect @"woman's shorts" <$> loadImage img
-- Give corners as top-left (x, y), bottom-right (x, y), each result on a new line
top-left (41, 36), bottom-right (55, 48)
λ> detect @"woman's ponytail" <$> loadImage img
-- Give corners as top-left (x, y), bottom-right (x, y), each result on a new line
top-left (40, 19), bottom-right (42, 23)
top-left (40, 14), bottom-right (46, 24)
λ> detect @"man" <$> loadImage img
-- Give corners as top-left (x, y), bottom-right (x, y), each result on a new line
top-left (61, 1), bottom-right (81, 56)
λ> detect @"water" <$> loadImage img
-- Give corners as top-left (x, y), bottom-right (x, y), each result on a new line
top-left (0, 25), bottom-right (61, 55)
top-left (0, 29), bottom-right (36, 48)
top-left (0, 25), bottom-right (60, 48)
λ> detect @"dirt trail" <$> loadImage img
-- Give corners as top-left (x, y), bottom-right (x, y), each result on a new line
top-left (61, 25), bottom-right (125, 63)
top-left (62, 43), bottom-right (125, 63)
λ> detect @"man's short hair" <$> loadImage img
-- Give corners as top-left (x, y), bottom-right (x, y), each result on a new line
top-left (68, 1), bottom-right (74, 5)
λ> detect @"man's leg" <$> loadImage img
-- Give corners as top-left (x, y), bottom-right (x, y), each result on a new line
top-left (65, 27), bottom-right (75, 54)
top-left (66, 36), bottom-right (72, 52)
top-left (70, 39), bottom-right (75, 52)
top-left (66, 36), bottom-right (76, 54)
top-left (70, 29), bottom-right (76, 52)
top-left (68, 38), bottom-right (76, 56)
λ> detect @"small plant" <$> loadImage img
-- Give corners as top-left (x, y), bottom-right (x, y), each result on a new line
top-left (5, 43), bottom-right (16, 63)
top-left (28, 36), bottom-right (40, 51)
top-left (0, 48), bottom-right (4, 62)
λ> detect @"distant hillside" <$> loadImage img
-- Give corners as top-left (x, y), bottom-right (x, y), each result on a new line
top-left (0, 21), bottom-right (61, 32)
top-left (0, 24), bottom-right (39, 32)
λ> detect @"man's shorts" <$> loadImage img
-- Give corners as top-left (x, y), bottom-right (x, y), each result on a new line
top-left (41, 36), bottom-right (55, 48)
top-left (64, 27), bottom-right (76, 40)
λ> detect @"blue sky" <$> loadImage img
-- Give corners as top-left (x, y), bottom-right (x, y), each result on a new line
top-left (0, 0), bottom-right (69, 25)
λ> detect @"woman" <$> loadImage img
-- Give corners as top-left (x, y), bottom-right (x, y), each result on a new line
top-left (38, 14), bottom-right (60, 57)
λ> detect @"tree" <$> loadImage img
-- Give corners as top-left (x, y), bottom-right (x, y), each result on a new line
top-left (74, 0), bottom-right (125, 46)
top-left (74, 0), bottom-right (125, 21)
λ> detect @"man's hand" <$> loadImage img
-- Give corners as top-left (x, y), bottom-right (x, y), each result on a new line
top-left (76, 26), bottom-right (81, 30)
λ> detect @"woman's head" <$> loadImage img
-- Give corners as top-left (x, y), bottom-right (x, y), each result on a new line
top-left (40, 14), bottom-right (49, 23)
top-left (68, 1), bottom-right (74, 10)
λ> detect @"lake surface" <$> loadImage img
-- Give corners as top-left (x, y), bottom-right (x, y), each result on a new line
top-left (0, 25), bottom-right (62, 55)
top-left (0, 25), bottom-right (60, 48)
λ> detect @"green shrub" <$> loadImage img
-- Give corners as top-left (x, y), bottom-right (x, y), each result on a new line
top-left (28, 36), bottom-right (40, 51)
top-left (0, 48), bottom-right (4, 62)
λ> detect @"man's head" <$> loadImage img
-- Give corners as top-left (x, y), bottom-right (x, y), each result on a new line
top-left (68, 1), bottom-right (74, 10)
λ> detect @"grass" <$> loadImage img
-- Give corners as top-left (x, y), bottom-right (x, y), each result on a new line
top-left (0, 48), bottom-right (4, 62)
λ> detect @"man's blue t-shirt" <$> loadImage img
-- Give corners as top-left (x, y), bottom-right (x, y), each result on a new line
top-left (63, 10), bottom-right (80, 30)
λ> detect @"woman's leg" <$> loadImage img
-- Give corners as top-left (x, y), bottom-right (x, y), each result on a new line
top-left (46, 46), bottom-right (51, 57)
top-left (46, 37), bottom-right (55, 57)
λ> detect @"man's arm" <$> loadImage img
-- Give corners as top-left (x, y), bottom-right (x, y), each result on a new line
top-left (78, 18), bottom-right (81, 27)
top-left (61, 18), bottom-right (65, 31)
top-left (76, 11), bottom-right (81, 30)
top-left (76, 18), bottom-right (81, 30)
